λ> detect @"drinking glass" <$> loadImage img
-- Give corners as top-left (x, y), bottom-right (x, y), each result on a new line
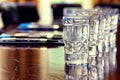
top-left (109, 8), bottom-right (119, 70)
top-left (63, 8), bottom-right (101, 80)
top-left (96, 10), bottom-right (106, 79)
top-left (63, 12), bottom-right (90, 80)
top-left (99, 8), bottom-right (119, 74)
top-left (102, 8), bottom-right (111, 75)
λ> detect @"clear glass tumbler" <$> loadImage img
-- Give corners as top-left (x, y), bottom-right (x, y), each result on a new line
top-left (63, 13), bottom-right (90, 80)
top-left (109, 8), bottom-right (119, 70)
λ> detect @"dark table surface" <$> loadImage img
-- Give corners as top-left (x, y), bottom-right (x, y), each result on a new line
top-left (0, 24), bottom-right (120, 80)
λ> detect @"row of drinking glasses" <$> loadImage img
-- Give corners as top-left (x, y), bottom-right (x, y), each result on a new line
top-left (62, 7), bottom-right (119, 80)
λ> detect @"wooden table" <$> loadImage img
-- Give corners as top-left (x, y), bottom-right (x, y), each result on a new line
top-left (0, 46), bottom-right (64, 80)
top-left (0, 24), bottom-right (120, 80)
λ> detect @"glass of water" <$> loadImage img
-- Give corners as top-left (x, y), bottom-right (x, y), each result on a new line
top-left (63, 11), bottom-right (90, 80)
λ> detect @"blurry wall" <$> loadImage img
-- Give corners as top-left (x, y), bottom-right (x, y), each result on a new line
top-left (94, 0), bottom-right (120, 4)
top-left (0, 0), bottom-right (7, 2)
top-left (8, 0), bottom-right (38, 5)
top-left (6, 0), bottom-right (120, 9)
top-left (6, 0), bottom-right (120, 5)
top-left (5, 0), bottom-right (120, 26)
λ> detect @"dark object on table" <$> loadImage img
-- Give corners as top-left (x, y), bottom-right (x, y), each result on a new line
top-left (18, 26), bottom-right (63, 31)
top-left (0, 38), bottom-right (64, 46)
top-left (1, 2), bottom-right (39, 26)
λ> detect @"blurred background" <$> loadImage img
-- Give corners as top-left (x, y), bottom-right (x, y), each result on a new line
top-left (0, 0), bottom-right (120, 28)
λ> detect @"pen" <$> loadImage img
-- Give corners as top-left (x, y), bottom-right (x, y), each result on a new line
top-left (18, 23), bottom-right (63, 31)
top-left (18, 27), bottom-right (63, 31)
top-left (0, 35), bottom-right (62, 39)
top-left (0, 38), bottom-right (64, 46)
top-left (0, 38), bottom-right (60, 42)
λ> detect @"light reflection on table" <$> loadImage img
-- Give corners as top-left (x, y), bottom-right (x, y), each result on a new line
top-left (0, 46), bottom-right (64, 80)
